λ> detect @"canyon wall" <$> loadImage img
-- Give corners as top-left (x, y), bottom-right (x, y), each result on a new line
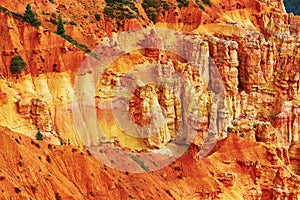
top-left (0, 0), bottom-right (299, 199)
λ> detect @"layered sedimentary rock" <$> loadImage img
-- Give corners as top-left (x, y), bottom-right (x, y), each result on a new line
top-left (0, 0), bottom-right (299, 150)
top-left (0, 0), bottom-right (299, 199)
top-left (1, 127), bottom-right (299, 199)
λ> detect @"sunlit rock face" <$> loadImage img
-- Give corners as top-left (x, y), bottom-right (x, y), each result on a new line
top-left (0, 0), bottom-right (299, 199)
top-left (0, 0), bottom-right (299, 150)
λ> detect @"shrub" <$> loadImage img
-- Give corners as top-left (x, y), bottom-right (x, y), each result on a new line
top-left (35, 128), bottom-right (43, 141)
top-left (176, 0), bottom-right (189, 8)
top-left (57, 33), bottom-right (91, 53)
top-left (23, 4), bottom-right (41, 28)
top-left (126, 11), bottom-right (136, 19)
top-left (10, 55), bottom-right (26, 74)
top-left (94, 13), bottom-right (101, 21)
top-left (104, 0), bottom-right (139, 21)
top-left (54, 15), bottom-right (92, 54)
top-left (163, 3), bottom-right (169, 10)
top-left (142, 0), bottom-right (170, 23)
top-left (70, 21), bottom-right (77, 26)
top-left (128, 154), bottom-right (150, 172)
top-left (142, 0), bottom-right (156, 7)
top-left (12, 12), bottom-right (23, 19)
top-left (0, 6), bottom-right (9, 13)
top-left (202, 0), bottom-right (211, 6)
top-left (196, 0), bottom-right (205, 10)
top-left (104, 7), bottom-right (115, 19)
top-left (142, 0), bottom-right (158, 23)
top-left (50, 18), bottom-right (57, 24)
top-left (56, 15), bottom-right (65, 35)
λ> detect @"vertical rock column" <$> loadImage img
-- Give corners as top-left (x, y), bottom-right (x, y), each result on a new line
top-left (208, 37), bottom-right (240, 138)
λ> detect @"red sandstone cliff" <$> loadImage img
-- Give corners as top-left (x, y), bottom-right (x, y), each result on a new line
top-left (0, 0), bottom-right (299, 199)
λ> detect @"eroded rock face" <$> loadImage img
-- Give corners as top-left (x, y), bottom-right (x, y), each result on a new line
top-left (289, 141), bottom-right (300, 175)
top-left (217, 172), bottom-right (236, 187)
top-left (31, 98), bottom-right (53, 133)
top-left (0, 0), bottom-right (298, 150)
top-left (0, 0), bottom-right (299, 198)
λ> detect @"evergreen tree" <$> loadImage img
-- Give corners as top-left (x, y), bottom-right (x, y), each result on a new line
top-left (35, 128), bottom-right (43, 141)
top-left (56, 15), bottom-right (65, 35)
top-left (10, 55), bottom-right (26, 74)
top-left (23, 4), bottom-right (41, 27)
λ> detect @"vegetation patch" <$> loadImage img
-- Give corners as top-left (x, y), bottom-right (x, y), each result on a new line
top-left (36, 128), bottom-right (43, 141)
top-left (196, 0), bottom-right (205, 11)
top-left (0, 5), bottom-right (37, 26)
top-left (202, 0), bottom-right (211, 6)
top-left (94, 13), bottom-right (101, 21)
top-left (10, 55), bottom-right (26, 74)
top-left (23, 4), bottom-right (41, 28)
top-left (0, 6), bottom-right (9, 13)
top-left (104, 0), bottom-right (140, 20)
top-left (176, 0), bottom-right (189, 8)
top-left (142, 0), bottom-right (169, 24)
top-left (128, 154), bottom-right (150, 172)
top-left (54, 15), bottom-right (91, 54)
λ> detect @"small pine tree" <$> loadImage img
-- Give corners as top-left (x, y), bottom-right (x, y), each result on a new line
top-left (23, 4), bottom-right (41, 28)
top-left (36, 128), bottom-right (43, 141)
top-left (56, 15), bottom-right (65, 35)
top-left (10, 55), bottom-right (26, 74)
top-left (94, 14), bottom-right (101, 21)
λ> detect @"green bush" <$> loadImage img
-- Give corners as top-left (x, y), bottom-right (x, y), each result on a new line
top-left (163, 3), bottom-right (169, 10)
top-left (142, 0), bottom-right (156, 7)
top-left (126, 11), bottom-right (136, 19)
top-left (94, 13), bottom-right (101, 21)
top-left (23, 4), bottom-right (41, 28)
top-left (70, 21), bottom-right (77, 26)
top-left (104, 0), bottom-right (139, 21)
top-left (10, 55), bottom-right (26, 74)
top-left (50, 18), bottom-right (57, 25)
top-left (142, 0), bottom-right (170, 22)
top-left (0, 6), bottom-right (9, 13)
top-left (202, 0), bottom-right (211, 6)
top-left (59, 34), bottom-right (91, 53)
top-left (128, 154), bottom-right (150, 172)
top-left (35, 128), bottom-right (43, 141)
top-left (56, 15), bottom-right (65, 35)
top-left (104, 7), bottom-right (115, 19)
top-left (196, 0), bottom-right (205, 10)
top-left (142, 0), bottom-right (158, 23)
top-left (176, 0), bottom-right (189, 8)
